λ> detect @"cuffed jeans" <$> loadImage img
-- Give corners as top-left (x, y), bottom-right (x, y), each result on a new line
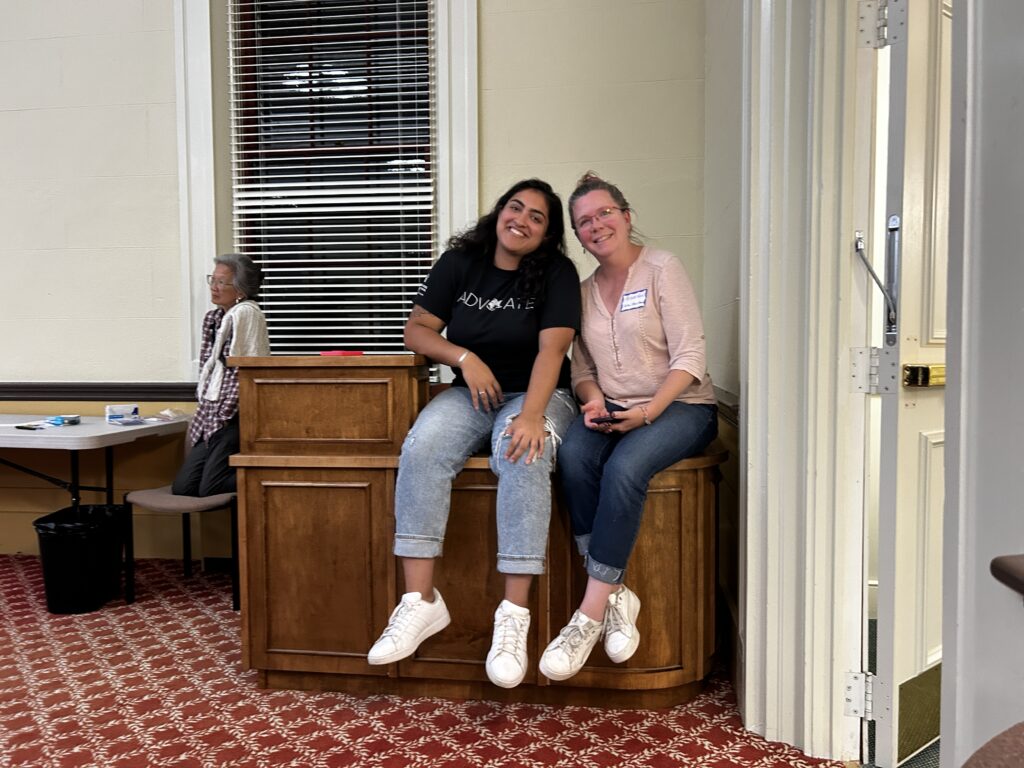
top-left (557, 401), bottom-right (718, 584)
top-left (394, 386), bottom-right (577, 575)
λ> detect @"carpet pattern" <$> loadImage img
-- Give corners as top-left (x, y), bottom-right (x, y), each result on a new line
top-left (0, 555), bottom-right (844, 767)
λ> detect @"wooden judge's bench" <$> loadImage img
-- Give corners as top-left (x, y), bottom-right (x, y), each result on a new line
top-left (230, 355), bottom-right (725, 708)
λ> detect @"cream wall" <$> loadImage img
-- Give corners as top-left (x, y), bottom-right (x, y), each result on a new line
top-left (703, 2), bottom-right (742, 397)
top-left (479, 0), bottom-right (707, 304)
top-left (0, 0), bottom-right (184, 381)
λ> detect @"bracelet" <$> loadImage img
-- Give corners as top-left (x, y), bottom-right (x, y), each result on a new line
top-left (638, 404), bottom-right (651, 425)
top-left (454, 349), bottom-right (469, 367)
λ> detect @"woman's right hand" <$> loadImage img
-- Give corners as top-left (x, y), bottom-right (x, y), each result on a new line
top-left (461, 352), bottom-right (503, 412)
top-left (580, 398), bottom-right (610, 429)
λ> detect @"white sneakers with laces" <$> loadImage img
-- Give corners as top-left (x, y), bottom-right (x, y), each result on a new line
top-left (603, 585), bottom-right (641, 663)
top-left (538, 609), bottom-right (604, 681)
top-left (485, 600), bottom-right (531, 688)
top-left (539, 585), bottom-right (642, 681)
top-left (367, 589), bottom-right (451, 665)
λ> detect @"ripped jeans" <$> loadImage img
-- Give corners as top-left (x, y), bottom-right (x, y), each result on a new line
top-left (393, 386), bottom-right (577, 574)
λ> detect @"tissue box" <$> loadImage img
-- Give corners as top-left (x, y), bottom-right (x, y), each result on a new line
top-left (105, 404), bottom-right (140, 424)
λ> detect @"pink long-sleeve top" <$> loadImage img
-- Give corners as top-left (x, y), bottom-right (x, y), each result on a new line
top-left (571, 247), bottom-right (716, 408)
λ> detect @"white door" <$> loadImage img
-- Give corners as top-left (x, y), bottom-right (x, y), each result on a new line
top-left (869, 1), bottom-right (951, 766)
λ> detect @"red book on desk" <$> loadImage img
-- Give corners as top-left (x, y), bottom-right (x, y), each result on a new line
top-left (319, 350), bottom-right (364, 356)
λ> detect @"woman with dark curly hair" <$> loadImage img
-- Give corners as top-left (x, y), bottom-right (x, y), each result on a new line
top-left (368, 179), bottom-right (581, 690)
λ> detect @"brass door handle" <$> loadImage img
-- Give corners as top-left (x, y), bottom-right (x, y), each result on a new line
top-left (902, 364), bottom-right (945, 388)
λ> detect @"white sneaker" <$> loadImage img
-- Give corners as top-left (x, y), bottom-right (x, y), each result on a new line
top-left (604, 585), bottom-right (641, 663)
top-left (367, 589), bottom-right (451, 665)
top-left (538, 609), bottom-right (603, 681)
top-left (485, 600), bottom-right (531, 689)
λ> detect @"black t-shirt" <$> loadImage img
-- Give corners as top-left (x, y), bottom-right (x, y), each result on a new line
top-left (414, 249), bottom-right (581, 392)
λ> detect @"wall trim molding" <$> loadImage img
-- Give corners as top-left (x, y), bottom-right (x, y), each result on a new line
top-left (0, 383), bottom-right (197, 402)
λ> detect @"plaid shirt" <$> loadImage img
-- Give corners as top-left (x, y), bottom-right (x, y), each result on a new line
top-left (188, 308), bottom-right (239, 446)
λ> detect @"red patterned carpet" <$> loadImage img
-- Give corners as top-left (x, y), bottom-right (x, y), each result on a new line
top-left (0, 555), bottom-right (843, 767)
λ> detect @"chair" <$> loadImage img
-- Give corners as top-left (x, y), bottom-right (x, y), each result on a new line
top-left (123, 486), bottom-right (239, 610)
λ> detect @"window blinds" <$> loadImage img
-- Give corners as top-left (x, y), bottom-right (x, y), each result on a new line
top-left (228, 0), bottom-right (436, 355)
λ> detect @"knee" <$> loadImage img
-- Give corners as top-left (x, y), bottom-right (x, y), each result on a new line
top-left (601, 458), bottom-right (649, 493)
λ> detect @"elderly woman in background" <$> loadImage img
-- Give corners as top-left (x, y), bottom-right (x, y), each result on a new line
top-left (172, 253), bottom-right (270, 498)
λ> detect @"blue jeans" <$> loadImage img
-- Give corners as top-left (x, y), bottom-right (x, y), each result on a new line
top-left (394, 386), bottom-right (578, 574)
top-left (557, 401), bottom-right (718, 584)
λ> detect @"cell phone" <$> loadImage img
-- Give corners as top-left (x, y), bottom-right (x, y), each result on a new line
top-left (591, 416), bottom-right (618, 425)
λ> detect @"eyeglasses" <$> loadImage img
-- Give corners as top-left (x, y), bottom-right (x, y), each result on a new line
top-left (574, 206), bottom-right (626, 232)
top-left (206, 275), bottom-right (235, 289)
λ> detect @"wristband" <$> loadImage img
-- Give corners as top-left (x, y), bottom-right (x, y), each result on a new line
top-left (455, 350), bottom-right (469, 367)
top-left (639, 404), bottom-right (651, 425)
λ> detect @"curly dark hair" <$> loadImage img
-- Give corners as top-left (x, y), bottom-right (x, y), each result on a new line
top-left (446, 178), bottom-right (569, 301)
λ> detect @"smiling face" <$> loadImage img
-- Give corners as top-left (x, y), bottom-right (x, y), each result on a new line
top-left (209, 263), bottom-right (241, 310)
top-left (571, 189), bottom-right (632, 261)
top-left (493, 188), bottom-right (550, 265)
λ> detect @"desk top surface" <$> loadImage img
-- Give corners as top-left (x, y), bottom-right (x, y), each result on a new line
top-left (0, 415), bottom-right (188, 450)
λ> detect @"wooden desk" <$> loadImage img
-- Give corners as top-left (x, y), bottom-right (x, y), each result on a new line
top-left (231, 357), bottom-right (724, 708)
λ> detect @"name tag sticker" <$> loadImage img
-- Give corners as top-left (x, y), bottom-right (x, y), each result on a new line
top-left (620, 289), bottom-right (648, 312)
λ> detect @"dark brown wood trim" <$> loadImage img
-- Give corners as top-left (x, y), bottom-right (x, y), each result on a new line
top-left (0, 382), bottom-right (197, 402)
top-left (714, 386), bottom-right (739, 428)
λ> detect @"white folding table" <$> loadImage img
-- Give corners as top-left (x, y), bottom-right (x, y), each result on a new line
top-left (0, 414), bottom-right (189, 603)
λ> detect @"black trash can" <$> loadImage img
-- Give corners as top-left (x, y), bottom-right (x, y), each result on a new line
top-left (33, 504), bottom-right (124, 614)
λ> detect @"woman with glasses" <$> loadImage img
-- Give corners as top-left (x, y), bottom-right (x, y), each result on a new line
top-left (172, 253), bottom-right (269, 497)
top-left (367, 179), bottom-right (580, 690)
top-left (539, 172), bottom-right (717, 682)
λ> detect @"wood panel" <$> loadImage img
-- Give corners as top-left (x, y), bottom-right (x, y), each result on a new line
top-left (235, 357), bottom-right (725, 708)
top-left (243, 467), bottom-right (394, 676)
top-left (233, 356), bottom-right (429, 456)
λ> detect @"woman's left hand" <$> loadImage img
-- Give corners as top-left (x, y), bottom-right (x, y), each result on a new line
top-left (600, 407), bottom-right (647, 434)
top-left (504, 413), bottom-right (548, 464)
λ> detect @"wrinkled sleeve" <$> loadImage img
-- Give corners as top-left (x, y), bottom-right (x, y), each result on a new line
top-left (570, 331), bottom-right (599, 392)
top-left (539, 257), bottom-right (581, 332)
top-left (658, 257), bottom-right (707, 382)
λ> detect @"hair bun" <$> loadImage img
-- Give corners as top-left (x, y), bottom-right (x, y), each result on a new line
top-left (577, 170), bottom-right (604, 186)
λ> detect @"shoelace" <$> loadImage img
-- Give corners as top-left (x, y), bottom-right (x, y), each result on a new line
top-left (557, 617), bottom-right (601, 653)
top-left (380, 599), bottom-right (418, 639)
top-left (493, 612), bottom-right (528, 655)
top-left (604, 594), bottom-right (630, 638)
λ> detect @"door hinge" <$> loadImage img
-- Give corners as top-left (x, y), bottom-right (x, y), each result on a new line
top-left (858, 0), bottom-right (906, 48)
top-left (844, 672), bottom-right (875, 720)
top-left (851, 347), bottom-right (899, 395)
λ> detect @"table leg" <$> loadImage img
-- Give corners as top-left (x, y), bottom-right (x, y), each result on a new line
top-left (105, 446), bottom-right (114, 505)
top-left (123, 501), bottom-right (136, 604)
top-left (69, 451), bottom-right (80, 508)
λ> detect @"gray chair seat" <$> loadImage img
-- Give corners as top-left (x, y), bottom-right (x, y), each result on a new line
top-left (124, 485), bottom-right (239, 610)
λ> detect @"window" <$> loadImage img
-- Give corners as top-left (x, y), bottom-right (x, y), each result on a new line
top-left (228, 0), bottom-right (438, 354)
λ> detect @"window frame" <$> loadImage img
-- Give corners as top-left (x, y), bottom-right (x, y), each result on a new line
top-left (174, 0), bottom-right (477, 375)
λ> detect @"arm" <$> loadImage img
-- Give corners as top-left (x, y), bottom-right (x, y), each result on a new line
top-left (503, 326), bottom-right (575, 464)
top-left (404, 305), bottom-right (502, 411)
top-left (603, 369), bottom-right (695, 433)
top-left (570, 316), bottom-right (612, 428)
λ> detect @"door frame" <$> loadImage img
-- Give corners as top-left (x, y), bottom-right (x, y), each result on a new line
top-left (739, 1), bottom-right (864, 760)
